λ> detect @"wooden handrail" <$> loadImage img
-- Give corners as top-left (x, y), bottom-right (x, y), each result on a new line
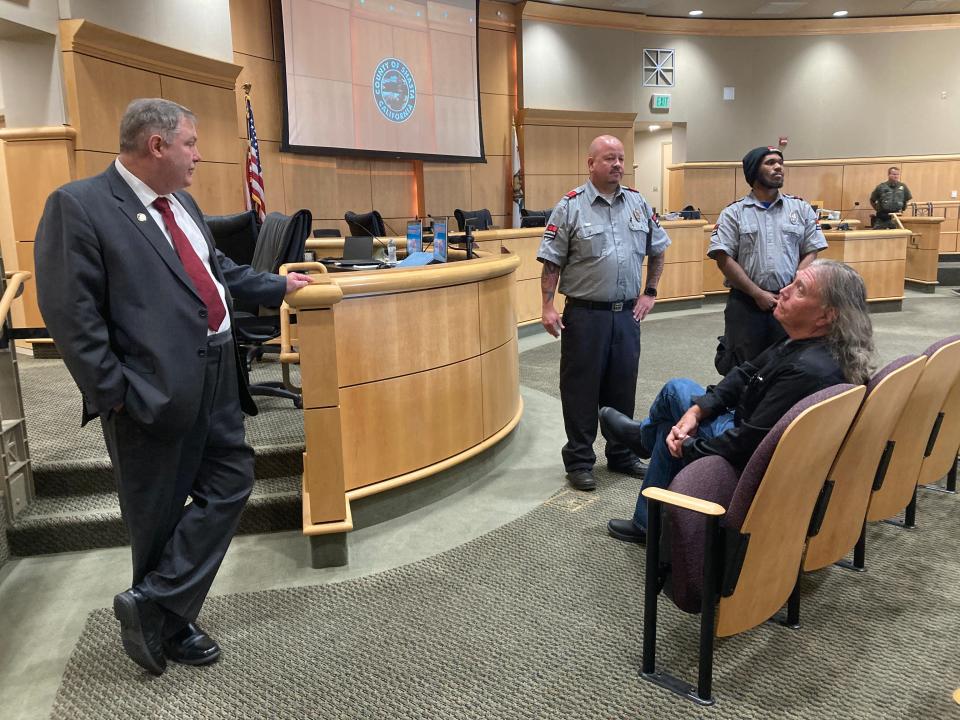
top-left (0, 271), bottom-right (31, 324)
top-left (278, 262), bottom-right (328, 364)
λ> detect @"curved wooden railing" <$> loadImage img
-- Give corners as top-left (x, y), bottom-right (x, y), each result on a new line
top-left (0, 272), bottom-right (32, 324)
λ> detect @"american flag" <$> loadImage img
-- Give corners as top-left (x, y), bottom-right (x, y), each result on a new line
top-left (245, 91), bottom-right (265, 222)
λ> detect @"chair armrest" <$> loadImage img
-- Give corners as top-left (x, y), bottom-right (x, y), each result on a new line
top-left (642, 487), bottom-right (726, 517)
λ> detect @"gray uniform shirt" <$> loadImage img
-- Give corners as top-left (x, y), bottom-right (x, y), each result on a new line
top-left (536, 180), bottom-right (671, 302)
top-left (708, 191), bottom-right (827, 292)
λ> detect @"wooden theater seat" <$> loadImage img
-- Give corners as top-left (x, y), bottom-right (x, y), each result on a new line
top-left (640, 384), bottom-right (865, 705)
top-left (865, 336), bottom-right (960, 527)
top-left (918, 364), bottom-right (960, 493)
top-left (801, 355), bottom-right (926, 575)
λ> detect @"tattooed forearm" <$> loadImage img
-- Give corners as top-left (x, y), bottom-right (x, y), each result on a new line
top-left (645, 253), bottom-right (665, 290)
top-left (541, 260), bottom-right (561, 305)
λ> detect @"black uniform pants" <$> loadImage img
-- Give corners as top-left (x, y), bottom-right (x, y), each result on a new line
top-left (101, 331), bottom-right (254, 629)
top-left (559, 303), bottom-right (641, 472)
top-left (715, 288), bottom-right (788, 375)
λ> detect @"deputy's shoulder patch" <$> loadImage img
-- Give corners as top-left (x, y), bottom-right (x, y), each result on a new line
top-left (564, 188), bottom-right (584, 199)
top-left (543, 223), bottom-right (558, 240)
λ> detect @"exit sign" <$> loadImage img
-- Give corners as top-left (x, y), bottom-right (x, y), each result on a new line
top-left (651, 94), bottom-right (671, 111)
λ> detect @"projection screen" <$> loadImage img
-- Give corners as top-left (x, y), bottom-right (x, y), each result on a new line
top-left (279, 0), bottom-right (484, 162)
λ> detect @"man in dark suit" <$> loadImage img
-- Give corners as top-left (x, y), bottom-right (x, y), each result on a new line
top-left (34, 98), bottom-right (311, 675)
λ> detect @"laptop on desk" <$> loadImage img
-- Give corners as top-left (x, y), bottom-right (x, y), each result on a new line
top-left (335, 236), bottom-right (380, 267)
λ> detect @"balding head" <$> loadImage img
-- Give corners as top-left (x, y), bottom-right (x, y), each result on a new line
top-left (587, 135), bottom-right (625, 193)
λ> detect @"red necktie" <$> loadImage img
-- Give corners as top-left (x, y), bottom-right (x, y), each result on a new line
top-left (153, 197), bottom-right (226, 331)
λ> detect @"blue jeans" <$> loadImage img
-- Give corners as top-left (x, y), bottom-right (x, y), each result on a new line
top-left (632, 378), bottom-right (735, 529)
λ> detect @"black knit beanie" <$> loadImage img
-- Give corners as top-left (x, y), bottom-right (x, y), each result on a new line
top-left (742, 146), bottom-right (784, 186)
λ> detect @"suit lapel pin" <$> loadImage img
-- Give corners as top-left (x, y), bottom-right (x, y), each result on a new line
top-left (136, 213), bottom-right (147, 222)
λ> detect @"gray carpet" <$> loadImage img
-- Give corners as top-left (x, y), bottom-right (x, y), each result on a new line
top-left (50, 473), bottom-right (959, 719)
top-left (40, 294), bottom-right (960, 717)
top-left (19, 358), bottom-right (305, 467)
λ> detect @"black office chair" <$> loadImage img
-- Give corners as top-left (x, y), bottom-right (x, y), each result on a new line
top-left (205, 210), bottom-right (261, 267)
top-left (519, 208), bottom-right (550, 228)
top-left (313, 228), bottom-right (342, 238)
top-left (344, 210), bottom-right (386, 237)
top-left (233, 209), bottom-right (313, 409)
top-left (454, 208), bottom-right (493, 232)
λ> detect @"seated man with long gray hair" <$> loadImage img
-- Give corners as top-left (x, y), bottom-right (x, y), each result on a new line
top-left (600, 259), bottom-right (876, 543)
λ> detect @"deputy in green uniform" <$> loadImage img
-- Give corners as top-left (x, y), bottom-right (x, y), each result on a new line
top-left (870, 166), bottom-right (912, 229)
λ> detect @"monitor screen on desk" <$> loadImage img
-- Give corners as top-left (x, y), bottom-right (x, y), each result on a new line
top-left (278, 0), bottom-right (484, 163)
top-left (407, 220), bottom-right (423, 254)
top-left (433, 219), bottom-right (447, 263)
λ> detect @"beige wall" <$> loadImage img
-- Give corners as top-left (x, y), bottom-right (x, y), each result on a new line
top-left (521, 15), bottom-right (960, 161)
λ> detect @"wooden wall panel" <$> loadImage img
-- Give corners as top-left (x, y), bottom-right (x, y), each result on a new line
top-left (423, 163), bottom-right (472, 219)
top-left (784, 165), bottom-right (842, 209)
top-left (681, 168), bottom-right (737, 214)
top-left (75, 150), bottom-right (114, 180)
top-left (297, 308), bottom-right (340, 409)
top-left (161, 77), bottom-right (239, 164)
top-left (515, 277), bottom-right (542, 323)
top-left (502, 236), bottom-right (543, 280)
top-left (303, 407), bottom-right (347, 522)
top-left (523, 125), bottom-right (579, 175)
top-left (65, 53), bottom-right (162, 152)
top-left (471, 155), bottom-right (511, 214)
top-left (231, 0), bottom-right (276, 59)
top-left (901, 160), bottom-right (960, 202)
top-left (481, 336), bottom-right (520, 437)
top-left (340, 357), bottom-right (484, 490)
top-left (481, 92), bottom-right (512, 156)
top-left (656, 261), bottom-right (702, 300)
top-left (479, 272), bottom-right (517, 352)
top-left (840, 163), bottom-right (893, 211)
top-left (334, 283), bottom-right (481, 386)
top-left (3, 140), bottom-right (75, 242)
top-left (524, 175), bottom-right (579, 211)
top-left (371, 160), bottom-right (418, 220)
top-left (234, 52), bottom-right (282, 142)
top-left (478, 27), bottom-right (515, 96)
top-left (190, 160), bottom-right (247, 215)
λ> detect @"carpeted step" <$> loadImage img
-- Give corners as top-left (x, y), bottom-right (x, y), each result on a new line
top-left (31, 444), bottom-right (304, 497)
top-left (937, 261), bottom-right (960, 286)
top-left (7, 474), bottom-right (302, 557)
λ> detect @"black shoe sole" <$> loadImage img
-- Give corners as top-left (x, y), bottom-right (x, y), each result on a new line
top-left (607, 525), bottom-right (647, 545)
top-left (165, 647), bottom-right (221, 666)
top-left (113, 594), bottom-right (166, 675)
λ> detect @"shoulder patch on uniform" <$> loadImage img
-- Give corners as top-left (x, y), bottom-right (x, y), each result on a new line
top-left (565, 189), bottom-right (582, 199)
top-left (784, 193), bottom-right (804, 201)
top-left (546, 223), bottom-right (558, 233)
top-left (624, 186), bottom-right (640, 193)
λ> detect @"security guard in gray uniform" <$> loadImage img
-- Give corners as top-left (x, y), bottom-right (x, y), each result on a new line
top-left (709, 146), bottom-right (827, 375)
top-left (870, 166), bottom-right (912, 229)
top-left (537, 135), bottom-right (671, 491)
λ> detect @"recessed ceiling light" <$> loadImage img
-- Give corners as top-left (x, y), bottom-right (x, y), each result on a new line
top-left (648, 124), bottom-right (662, 132)
top-left (833, 10), bottom-right (848, 16)
top-left (689, 9), bottom-right (704, 16)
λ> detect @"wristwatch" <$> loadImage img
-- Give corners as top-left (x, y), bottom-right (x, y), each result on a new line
top-left (643, 286), bottom-right (658, 298)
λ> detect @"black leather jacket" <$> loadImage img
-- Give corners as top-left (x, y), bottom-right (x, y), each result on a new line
top-left (682, 337), bottom-right (846, 470)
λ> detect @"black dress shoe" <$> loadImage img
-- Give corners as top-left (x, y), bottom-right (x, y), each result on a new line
top-left (113, 588), bottom-right (167, 675)
top-left (607, 518), bottom-right (647, 544)
top-left (599, 407), bottom-right (651, 459)
top-left (163, 623), bottom-right (221, 666)
top-left (607, 458), bottom-right (648, 478)
top-left (565, 469), bottom-right (596, 491)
